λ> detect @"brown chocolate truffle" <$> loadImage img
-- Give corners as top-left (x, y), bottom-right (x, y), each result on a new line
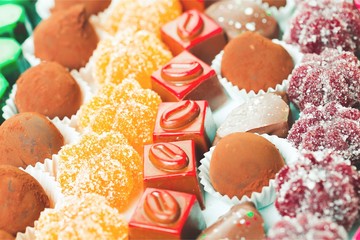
top-left (15, 61), bottom-right (82, 119)
top-left (221, 31), bottom-right (294, 93)
top-left (0, 112), bottom-right (64, 168)
top-left (197, 202), bottom-right (265, 240)
top-left (0, 165), bottom-right (50, 236)
top-left (209, 132), bottom-right (284, 199)
top-left (34, 5), bottom-right (99, 70)
top-left (206, 0), bottom-right (279, 40)
top-left (215, 93), bottom-right (290, 144)
top-left (0, 230), bottom-right (15, 240)
top-left (53, 0), bottom-right (111, 16)
top-left (263, 0), bottom-right (287, 8)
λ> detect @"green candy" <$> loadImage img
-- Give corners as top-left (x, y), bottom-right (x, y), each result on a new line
top-left (0, 38), bottom-right (29, 85)
top-left (0, 0), bottom-right (40, 27)
top-left (0, 3), bottom-right (32, 43)
top-left (0, 73), bottom-right (9, 124)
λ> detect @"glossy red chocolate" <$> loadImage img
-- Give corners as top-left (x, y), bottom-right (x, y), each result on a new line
top-left (152, 51), bottom-right (227, 110)
top-left (144, 140), bottom-right (205, 209)
top-left (129, 188), bottom-right (206, 239)
top-left (180, 0), bottom-right (220, 12)
top-left (153, 100), bottom-right (216, 157)
top-left (161, 10), bottom-right (227, 65)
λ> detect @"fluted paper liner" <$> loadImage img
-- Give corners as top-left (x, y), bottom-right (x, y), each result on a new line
top-left (15, 164), bottom-right (64, 240)
top-left (198, 134), bottom-right (299, 209)
top-left (211, 40), bottom-right (303, 102)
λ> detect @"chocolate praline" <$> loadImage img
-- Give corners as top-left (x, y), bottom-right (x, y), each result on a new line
top-left (0, 112), bottom-right (64, 168)
top-left (209, 132), bottom-right (285, 199)
top-left (53, 0), bottom-right (111, 16)
top-left (15, 61), bottom-right (82, 119)
top-left (0, 165), bottom-right (50, 236)
top-left (206, 0), bottom-right (280, 40)
top-left (34, 5), bottom-right (98, 69)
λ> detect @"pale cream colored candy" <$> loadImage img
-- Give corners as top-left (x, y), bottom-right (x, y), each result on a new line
top-left (215, 93), bottom-right (289, 144)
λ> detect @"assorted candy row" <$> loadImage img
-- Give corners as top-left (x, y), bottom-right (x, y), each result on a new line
top-left (0, 0), bottom-right (359, 239)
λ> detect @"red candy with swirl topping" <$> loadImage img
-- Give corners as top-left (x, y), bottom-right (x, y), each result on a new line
top-left (129, 188), bottom-right (206, 239)
top-left (287, 102), bottom-right (360, 167)
top-left (161, 10), bottom-right (227, 64)
top-left (267, 213), bottom-right (348, 240)
top-left (274, 151), bottom-right (360, 230)
top-left (151, 51), bottom-right (227, 110)
top-left (153, 100), bottom-right (216, 157)
top-left (284, 0), bottom-right (360, 54)
top-left (288, 48), bottom-right (360, 110)
top-left (143, 140), bottom-right (205, 209)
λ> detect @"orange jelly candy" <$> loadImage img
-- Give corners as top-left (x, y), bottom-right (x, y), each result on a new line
top-left (92, 30), bottom-right (172, 89)
top-left (88, 100), bottom-right (159, 154)
top-left (99, 0), bottom-right (182, 37)
top-left (58, 132), bottom-right (142, 211)
top-left (35, 194), bottom-right (128, 239)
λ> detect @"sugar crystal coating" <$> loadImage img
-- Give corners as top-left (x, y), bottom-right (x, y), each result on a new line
top-left (267, 213), bottom-right (348, 240)
top-left (288, 48), bottom-right (360, 110)
top-left (92, 29), bottom-right (172, 89)
top-left (274, 151), bottom-right (360, 230)
top-left (287, 102), bottom-right (360, 167)
top-left (98, 0), bottom-right (182, 37)
top-left (35, 194), bottom-right (128, 239)
top-left (58, 132), bottom-right (142, 211)
top-left (284, 0), bottom-right (360, 54)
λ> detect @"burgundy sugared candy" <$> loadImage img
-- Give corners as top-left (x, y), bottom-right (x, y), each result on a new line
top-left (287, 101), bottom-right (360, 168)
top-left (129, 188), bottom-right (206, 239)
top-left (143, 140), bottom-right (205, 209)
top-left (275, 151), bottom-right (360, 230)
top-left (284, 0), bottom-right (360, 54)
top-left (267, 213), bottom-right (348, 240)
top-left (153, 100), bottom-right (216, 157)
top-left (151, 51), bottom-right (227, 110)
top-left (161, 9), bottom-right (227, 65)
top-left (288, 48), bottom-right (360, 111)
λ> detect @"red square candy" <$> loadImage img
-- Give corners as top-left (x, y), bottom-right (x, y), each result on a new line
top-left (129, 188), bottom-right (206, 239)
top-left (143, 140), bottom-right (205, 209)
top-left (161, 9), bottom-right (227, 65)
top-left (151, 51), bottom-right (227, 110)
top-left (153, 100), bottom-right (216, 156)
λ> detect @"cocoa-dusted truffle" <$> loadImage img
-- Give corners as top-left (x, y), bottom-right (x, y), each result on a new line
top-left (221, 31), bottom-right (294, 93)
top-left (197, 202), bottom-right (265, 240)
top-left (34, 5), bottom-right (98, 69)
top-left (209, 132), bottom-right (285, 199)
top-left (0, 165), bottom-right (50, 236)
top-left (0, 112), bottom-right (64, 168)
top-left (206, 0), bottom-right (279, 40)
top-left (15, 62), bottom-right (82, 119)
top-left (53, 0), bottom-right (111, 16)
top-left (0, 230), bottom-right (15, 240)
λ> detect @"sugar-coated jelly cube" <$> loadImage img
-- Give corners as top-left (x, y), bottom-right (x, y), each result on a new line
top-left (161, 9), bottom-right (227, 65)
top-left (143, 140), bottom-right (205, 209)
top-left (151, 51), bottom-right (227, 110)
top-left (153, 100), bottom-right (216, 157)
top-left (129, 188), bottom-right (206, 239)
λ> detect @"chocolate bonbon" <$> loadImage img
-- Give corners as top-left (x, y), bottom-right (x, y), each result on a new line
top-left (197, 202), bottom-right (265, 240)
top-left (206, 0), bottom-right (280, 40)
top-left (143, 140), bottom-right (205, 209)
top-left (0, 112), bottom-right (64, 168)
top-left (53, 0), bottom-right (111, 16)
top-left (129, 188), bottom-right (206, 239)
top-left (0, 165), bottom-right (50, 236)
top-left (153, 100), bottom-right (216, 157)
top-left (151, 51), bottom-right (227, 110)
top-left (161, 9), bottom-right (227, 65)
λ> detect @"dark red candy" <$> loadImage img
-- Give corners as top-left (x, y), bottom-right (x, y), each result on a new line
top-left (274, 151), bottom-right (360, 230)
